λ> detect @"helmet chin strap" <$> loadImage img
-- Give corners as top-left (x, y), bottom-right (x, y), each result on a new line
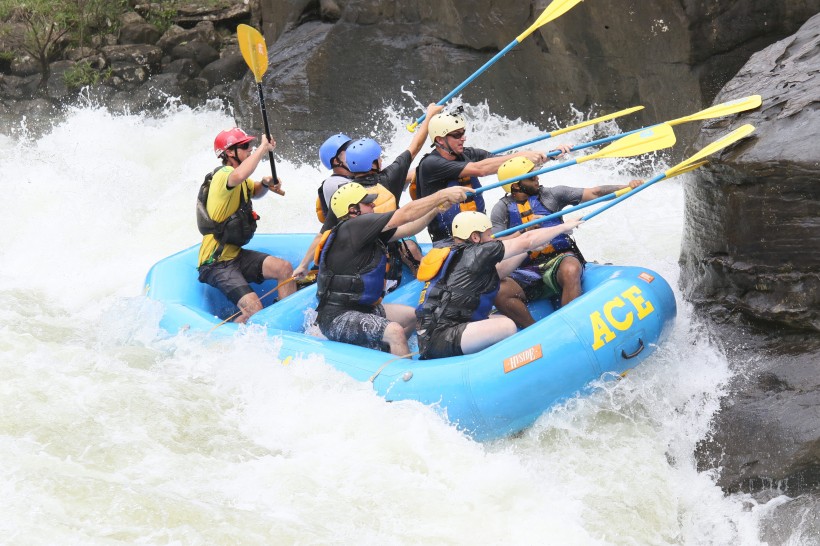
top-left (435, 138), bottom-right (457, 157)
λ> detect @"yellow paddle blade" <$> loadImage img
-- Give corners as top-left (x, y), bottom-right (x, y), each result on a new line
top-left (667, 95), bottom-right (762, 127)
top-left (516, 0), bottom-right (584, 42)
top-left (550, 105), bottom-right (644, 137)
top-left (666, 160), bottom-right (709, 178)
top-left (665, 124), bottom-right (755, 177)
top-left (237, 24), bottom-right (268, 83)
top-left (579, 123), bottom-right (676, 163)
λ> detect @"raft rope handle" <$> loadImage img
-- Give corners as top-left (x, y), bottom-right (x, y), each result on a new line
top-left (369, 351), bottom-right (419, 383)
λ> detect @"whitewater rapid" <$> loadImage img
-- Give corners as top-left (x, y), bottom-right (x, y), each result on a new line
top-left (0, 100), bottom-right (802, 544)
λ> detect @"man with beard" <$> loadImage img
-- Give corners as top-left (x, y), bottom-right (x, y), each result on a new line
top-left (490, 157), bottom-right (643, 328)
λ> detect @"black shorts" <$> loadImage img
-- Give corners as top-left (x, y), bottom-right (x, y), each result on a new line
top-left (316, 304), bottom-right (390, 351)
top-left (417, 322), bottom-right (468, 360)
top-left (198, 249), bottom-right (268, 304)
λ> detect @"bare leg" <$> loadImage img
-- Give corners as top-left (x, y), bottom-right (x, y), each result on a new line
top-left (235, 292), bottom-right (263, 323)
top-left (460, 316), bottom-right (518, 355)
top-left (493, 277), bottom-right (535, 329)
top-left (381, 321), bottom-right (411, 356)
top-left (262, 255), bottom-right (296, 298)
top-left (383, 303), bottom-right (417, 338)
top-left (556, 256), bottom-right (583, 307)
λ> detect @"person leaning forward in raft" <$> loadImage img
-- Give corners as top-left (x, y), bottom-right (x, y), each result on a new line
top-left (315, 182), bottom-right (470, 356)
top-left (196, 128), bottom-right (295, 323)
top-left (293, 103), bottom-right (444, 285)
top-left (416, 211), bottom-right (582, 359)
top-left (413, 110), bottom-right (570, 245)
top-left (491, 157), bottom-right (643, 328)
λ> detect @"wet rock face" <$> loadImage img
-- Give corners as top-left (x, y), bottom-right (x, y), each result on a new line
top-left (695, 330), bottom-right (820, 497)
top-left (680, 13), bottom-right (820, 332)
top-left (245, 0), bottom-right (820, 159)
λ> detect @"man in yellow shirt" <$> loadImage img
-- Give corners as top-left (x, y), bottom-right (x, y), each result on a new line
top-left (197, 128), bottom-right (295, 323)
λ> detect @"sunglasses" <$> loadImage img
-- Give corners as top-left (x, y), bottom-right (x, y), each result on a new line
top-left (235, 142), bottom-right (252, 150)
top-left (447, 130), bottom-right (466, 139)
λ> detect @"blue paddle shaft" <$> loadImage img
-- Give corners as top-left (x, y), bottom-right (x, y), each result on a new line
top-left (582, 172), bottom-right (667, 221)
top-left (493, 191), bottom-right (623, 238)
top-left (411, 40), bottom-right (519, 128)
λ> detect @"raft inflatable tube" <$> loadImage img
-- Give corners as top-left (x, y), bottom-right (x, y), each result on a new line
top-left (145, 233), bottom-right (676, 441)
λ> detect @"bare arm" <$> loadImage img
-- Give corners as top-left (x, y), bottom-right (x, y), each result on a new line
top-left (459, 149), bottom-right (547, 178)
top-left (499, 219), bottom-right (583, 263)
top-left (406, 103), bottom-right (445, 159)
top-left (293, 232), bottom-right (323, 279)
top-left (390, 207), bottom-right (440, 241)
top-left (227, 135), bottom-right (276, 188)
top-left (384, 186), bottom-right (469, 231)
top-left (581, 179), bottom-right (643, 202)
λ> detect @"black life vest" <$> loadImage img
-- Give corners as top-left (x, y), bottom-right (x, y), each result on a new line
top-left (315, 220), bottom-right (388, 309)
top-left (196, 167), bottom-right (257, 247)
top-left (414, 152), bottom-right (486, 242)
top-left (415, 245), bottom-right (500, 330)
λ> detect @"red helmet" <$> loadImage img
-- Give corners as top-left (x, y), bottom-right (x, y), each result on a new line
top-left (213, 128), bottom-right (255, 157)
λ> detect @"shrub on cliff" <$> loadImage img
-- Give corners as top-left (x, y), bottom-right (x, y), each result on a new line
top-left (0, 0), bottom-right (124, 88)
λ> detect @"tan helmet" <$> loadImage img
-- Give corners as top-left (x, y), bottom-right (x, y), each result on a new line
top-left (428, 112), bottom-right (466, 144)
top-left (330, 182), bottom-right (377, 218)
top-left (451, 211), bottom-right (493, 240)
top-left (498, 157), bottom-right (536, 193)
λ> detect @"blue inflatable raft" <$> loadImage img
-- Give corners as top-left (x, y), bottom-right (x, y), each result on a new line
top-left (145, 233), bottom-right (676, 441)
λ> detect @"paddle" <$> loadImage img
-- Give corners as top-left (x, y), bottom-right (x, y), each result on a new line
top-left (208, 276), bottom-right (296, 333)
top-left (490, 105), bottom-right (645, 154)
top-left (405, 0), bottom-right (584, 132)
top-left (538, 95), bottom-right (762, 160)
top-left (492, 161), bottom-right (708, 238)
top-left (237, 24), bottom-right (285, 196)
top-left (474, 123), bottom-right (676, 195)
top-left (581, 124), bottom-right (755, 221)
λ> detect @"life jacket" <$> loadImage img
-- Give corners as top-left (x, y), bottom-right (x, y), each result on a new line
top-left (316, 187), bottom-right (327, 223)
top-left (196, 167), bottom-right (257, 249)
top-left (507, 195), bottom-right (578, 262)
top-left (315, 220), bottom-right (388, 308)
top-left (415, 245), bottom-right (500, 329)
top-left (414, 153), bottom-right (485, 242)
top-left (315, 174), bottom-right (354, 223)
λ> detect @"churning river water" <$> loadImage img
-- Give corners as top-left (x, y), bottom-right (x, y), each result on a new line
top-left (0, 99), bottom-right (811, 544)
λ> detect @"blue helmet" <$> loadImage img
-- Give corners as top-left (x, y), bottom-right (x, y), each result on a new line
top-left (319, 133), bottom-right (352, 170)
top-left (346, 138), bottom-right (382, 173)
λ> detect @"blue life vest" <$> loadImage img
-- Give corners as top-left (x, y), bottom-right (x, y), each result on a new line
top-left (507, 195), bottom-right (575, 260)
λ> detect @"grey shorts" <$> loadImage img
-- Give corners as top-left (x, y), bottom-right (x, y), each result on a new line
top-left (198, 249), bottom-right (268, 304)
top-left (316, 304), bottom-right (390, 351)
top-left (417, 322), bottom-right (468, 360)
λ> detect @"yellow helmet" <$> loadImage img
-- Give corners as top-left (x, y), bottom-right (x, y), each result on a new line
top-left (498, 157), bottom-right (536, 193)
top-left (330, 182), bottom-right (377, 218)
top-left (428, 113), bottom-right (466, 144)
top-left (451, 211), bottom-right (492, 240)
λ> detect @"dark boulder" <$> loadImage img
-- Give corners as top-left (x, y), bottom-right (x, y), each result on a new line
top-left (247, 0), bottom-right (820, 158)
top-left (680, 12), bottom-right (820, 332)
top-left (119, 13), bottom-right (162, 46)
top-left (696, 329), bottom-right (820, 496)
top-left (199, 52), bottom-right (248, 87)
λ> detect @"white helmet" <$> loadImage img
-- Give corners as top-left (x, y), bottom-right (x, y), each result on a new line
top-left (428, 112), bottom-right (466, 143)
top-left (451, 211), bottom-right (492, 240)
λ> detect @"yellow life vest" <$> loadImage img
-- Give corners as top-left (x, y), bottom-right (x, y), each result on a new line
top-left (416, 247), bottom-right (452, 281)
top-left (514, 201), bottom-right (550, 260)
